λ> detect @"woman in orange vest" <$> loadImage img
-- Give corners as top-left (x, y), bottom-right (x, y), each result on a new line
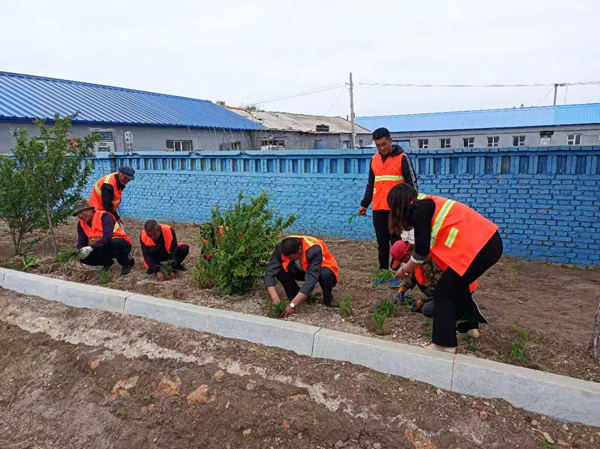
top-left (140, 220), bottom-right (190, 281)
top-left (387, 184), bottom-right (503, 353)
top-left (72, 199), bottom-right (134, 277)
top-left (88, 166), bottom-right (135, 225)
top-left (265, 236), bottom-right (339, 317)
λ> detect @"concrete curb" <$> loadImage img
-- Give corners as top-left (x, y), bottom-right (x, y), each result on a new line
top-left (1, 267), bottom-right (599, 426)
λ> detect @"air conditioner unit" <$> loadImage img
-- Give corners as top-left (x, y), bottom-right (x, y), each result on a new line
top-left (96, 141), bottom-right (115, 152)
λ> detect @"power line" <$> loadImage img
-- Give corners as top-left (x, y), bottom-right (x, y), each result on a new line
top-left (238, 83), bottom-right (346, 107)
top-left (356, 81), bottom-right (600, 88)
top-left (534, 86), bottom-right (556, 107)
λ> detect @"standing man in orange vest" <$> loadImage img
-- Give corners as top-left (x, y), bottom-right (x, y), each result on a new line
top-left (357, 128), bottom-right (417, 287)
top-left (140, 219), bottom-right (190, 281)
top-left (88, 166), bottom-right (135, 227)
top-left (72, 199), bottom-right (134, 277)
top-left (265, 236), bottom-right (339, 317)
top-left (387, 185), bottom-right (503, 353)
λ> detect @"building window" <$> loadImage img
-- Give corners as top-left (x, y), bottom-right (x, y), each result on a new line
top-left (463, 137), bottom-right (474, 148)
top-left (315, 140), bottom-right (326, 149)
top-left (358, 139), bottom-right (363, 147)
top-left (342, 140), bottom-right (350, 150)
top-left (567, 134), bottom-right (582, 145)
top-left (230, 141), bottom-right (242, 151)
top-left (166, 140), bottom-right (192, 151)
top-left (260, 140), bottom-right (285, 150)
top-left (440, 138), bottom-right (451, 148)
top-left (539, 131), bottom-right (553, 146)
top-left (513, 136), bottom-right (525, 146)
top-left (418, 139), bottom-right (429, 149)
top-left (487, 136), bottom-right (499, 147)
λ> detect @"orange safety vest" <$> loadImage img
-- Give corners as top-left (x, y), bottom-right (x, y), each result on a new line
top-left (140, 224), bottom-right (187, 268)
top-left (416, 193), bottom-right (498, 276)
top-left (371, 152), bottom-right (405, 211)
top-left (281, 236), bottom-right (339, 280)
top-left (414, 263), bottom-right (478, 293)
top-left (79, 211), bottom-right (132, 245)
top-left (89, 173), bottom-right (123, 212)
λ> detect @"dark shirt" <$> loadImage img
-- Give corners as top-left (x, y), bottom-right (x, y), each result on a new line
top-left (360, 145), bottom-right (418, 208)
top-left (76, 212), bottom-right (116, 249)
top-left (140, 228), bottom-right (179, 274)
top-left (101, 177), bottom-right (125, 221)
top-left (264, 242), bottom-right (323, 297)
top-left (408, 199), bottom-right (436, 262)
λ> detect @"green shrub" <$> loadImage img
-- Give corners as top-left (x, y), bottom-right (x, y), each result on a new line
top-left (22, 253), bottom-right (42, 272)
top-left (160, 260), bottom-right (173, 278)
top-left (510, 342), bottom-right (528, 366)
top-left (98, 268), bottom-right (111, 285)
top-left (339, 295), bottom-right (354, 318)
top-left (193, 191), bottom-right (297, 295)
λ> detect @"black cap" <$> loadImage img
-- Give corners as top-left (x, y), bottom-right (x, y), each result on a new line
top-left (118, 165), bottom-right (135, 180)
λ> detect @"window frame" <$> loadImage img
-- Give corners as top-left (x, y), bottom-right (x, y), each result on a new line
top-left (487, 136), bottom-right (499, 147)
top-left (418, 138), bottom-right (429, 149)
top-left (439, 138), bottom-right (451, 149)
top-left (567, 134), bottom-right (582, 145)
top-left (463, 137), bottom-right (474, 148)
top-left (512, 135), bottom-right (525, 147)
top-left (166, 140), bottom-right (193, 152)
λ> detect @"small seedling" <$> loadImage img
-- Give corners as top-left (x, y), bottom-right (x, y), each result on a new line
top-left (425, 317), bottom-right (433, 328)
top-left (371, 269), bottom-right (396, 288)
top-left (467, 341), bottom-right (479, 353)
top-left (348, 213), bottom-right (358, 227)
top-left (403, 294), bottom-right (414, 307)
top-left (538, 435), bottom-right (554, 449)
top-left (510, 342), bottom-right (528, 366)
top-left (421, 330), bottom-right (432, 341)
top-left (62, 372), bottom-right (68, 380)
top-left (58, 249), bottom-right (79, 265)
top-left (98, 268), bottom-right (111, 285)
top-left (339, 295), bottom-right (354, 318)
top-left (513, 325), bottom-right (531, 341)
top-left (269, 302), bottom-right (287, 318)
top-left (160, 260), bottom-right (174, 278)
top-left (373, 311), bottom-right (386, 335)
top-left (374, 297), bottom-right (396, 318)
top-left (22, 253), bottom-right (42, 272)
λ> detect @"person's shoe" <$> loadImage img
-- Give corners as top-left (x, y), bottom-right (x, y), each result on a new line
top-left (128, 256), bottom-right (135, 267)
top-left (174, 263), bottom-right (187, 272)
top-left (326, 297), bottom-right (341, 307)
top-left (372, 269), bottom-right (391, 288)
top-left (389, 278), bottom-right (401, 288)
top-left (466, 329), bottom-right (480, 339)
top-left (103, 259), bottom-right (115, 271)
top-left (120, 265), bottom-right (133, 277)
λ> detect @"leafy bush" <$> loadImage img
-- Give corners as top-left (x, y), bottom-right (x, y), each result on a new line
top-left (193, 191), bottom-right (297, 295)
top-left (339, 295), bottom-right (354, 318)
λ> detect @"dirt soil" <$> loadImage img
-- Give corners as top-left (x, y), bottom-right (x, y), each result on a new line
top-left (2, 219), bottom-right (600, 383)
top-left (2, 290), bottom-right (600, 449)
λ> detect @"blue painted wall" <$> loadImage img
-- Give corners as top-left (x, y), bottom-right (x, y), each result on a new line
top-left (89, 146), bottom-right (600, 266)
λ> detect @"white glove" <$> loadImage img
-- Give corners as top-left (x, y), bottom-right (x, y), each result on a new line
top-left (78, 246), bottom-right (93, 260)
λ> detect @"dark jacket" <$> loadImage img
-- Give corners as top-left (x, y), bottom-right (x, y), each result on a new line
top-left (76, 212), bottom-right (116, 249)
top-left (101, 177), bottom-right (126, 221)
top-left (140, 228), bottom-right (180, 274)
top-left (264, 242), bottom-right (323, 297)
top-left (360, 145), bottom-right (417, 208)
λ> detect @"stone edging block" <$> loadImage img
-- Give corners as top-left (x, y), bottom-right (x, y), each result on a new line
top-left (0, 268), bottom-right (128, 314)
top-left (1, 268), bottom-right (600, 426)
top-left (312, 328), bottom-right (455, 390)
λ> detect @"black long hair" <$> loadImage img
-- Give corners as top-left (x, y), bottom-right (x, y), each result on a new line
top-left (387, 184), bottom-right (418, 234)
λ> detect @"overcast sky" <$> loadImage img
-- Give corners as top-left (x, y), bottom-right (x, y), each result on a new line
top-left (2, 0), bottom-right (600, 118)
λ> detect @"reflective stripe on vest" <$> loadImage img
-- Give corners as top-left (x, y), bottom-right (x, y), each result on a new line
top-left (430, 199), bottom-right (456, 248)
top-left (371, 152), bottom-right (405, 211)
top-left (79, 210), bottom-right (131, 245)
top-left (90, 173), bottom-right (121, 209)
top-left (374, 175), bottom-right (404, 182)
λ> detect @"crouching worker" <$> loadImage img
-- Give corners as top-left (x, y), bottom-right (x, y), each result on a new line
top-left (73, 200), bottom-right (134, 277)
top-left (390, 240), bottom-right (484, 338)
top-left (140, 220), bottom-right (190, 281)
top-left (265, 236), bottom-right (339, 317)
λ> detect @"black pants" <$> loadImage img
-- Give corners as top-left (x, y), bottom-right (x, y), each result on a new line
top-left (81, 239), bottom-right (132, 269)
top-left (145, 244), bottom-right (190, 274)
top-left (432, 231), bottom-right (503, 347)
top-left (373, 210), bottom-right (399, 270)
top-left (275, 266), bottom-right (337, 305)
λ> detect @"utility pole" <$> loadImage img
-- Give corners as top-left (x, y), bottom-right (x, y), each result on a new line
top-left (553, 83), bottom-right (559, 106)
top-left (350, 72), bottom-right (356, 149)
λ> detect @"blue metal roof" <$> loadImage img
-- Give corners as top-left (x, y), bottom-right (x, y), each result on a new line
top-left (356, 103), bottom-right (600, 133)
top-left (0, 71), bottom-right (264, 130)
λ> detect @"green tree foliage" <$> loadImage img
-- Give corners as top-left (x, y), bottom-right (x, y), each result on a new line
top-left (10, 114), bottom-right (98, 256)
top-left (193, 191), bottom-right (297, 295)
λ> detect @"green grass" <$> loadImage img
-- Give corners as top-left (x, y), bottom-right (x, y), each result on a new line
top-left (373, 311), bottom-right (386, 335)
top-left (374, 297), bottom-right (397, 318)
top-left (513, 325), bottom-right (531, 341)
top-left (425, 317), bottom-right (433, 328)
top-left (467, 341), bottom-right (479, 353)
top-left (339, 295), bottom-right (354, 318)
top-left (98, 268), bottom-right (111, 285)
top-left (58, 249), bottom-right (79, 265)
top-left (510, 342), bottom-right (528, 366)
top-left (371, 269), bottom-right (396, 287)
top-left (268, 302), bottom-right (286, 318)
top-left (160, 260), bottom-right (173, 277)
top-left (421, 330), bottom-right (432, 341)
top-left (22, 253), bottom-right (42, 272)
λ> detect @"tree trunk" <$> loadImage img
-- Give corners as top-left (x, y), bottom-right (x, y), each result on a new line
top-left (46, 201), bottom-right (58, 257)
top-left (593, 298), bottom-right (600, 366)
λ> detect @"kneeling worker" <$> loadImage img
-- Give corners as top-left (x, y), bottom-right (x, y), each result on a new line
top-left (265, 236), bottom-right (339, 317)
top-left (140, 220), bottom-right (190, 281)
top-left (73, 200), bottom-right (134, 277)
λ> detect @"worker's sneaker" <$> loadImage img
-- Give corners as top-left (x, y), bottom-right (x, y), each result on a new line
top-left (390, 278), bottom-right (401, 288)
top-left (372, 269), bottom-right (393, 288)
top-left (326, 297), bottom-right (341, 308)
top-left (120, 265), bottom-right (133, 277)
top-left (466, 329), bottom-right (480, 339)
top-left (128, 255), bottom-right (135, 267)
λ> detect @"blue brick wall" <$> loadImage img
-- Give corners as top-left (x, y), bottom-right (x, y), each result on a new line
top-left (88, 146), bottom-right (600, 266)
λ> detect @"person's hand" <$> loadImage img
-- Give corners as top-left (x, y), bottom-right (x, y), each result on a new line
top-left (169, 272), bottom-right (177, 280)
top-left (396, 266), bottom-right (410, 279)
top-left (357, 206), bottom-right (367, 216)
top-left (78, 246), bottom-right (93, 260)
top-left (156, 272), bottom-right (165, 281)
top-left (271, 297), bottom-right (281, 305)
top-left (281, 304), bottom-right (296, 318)
top-left (416, 299), bottom-right (424, 309)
